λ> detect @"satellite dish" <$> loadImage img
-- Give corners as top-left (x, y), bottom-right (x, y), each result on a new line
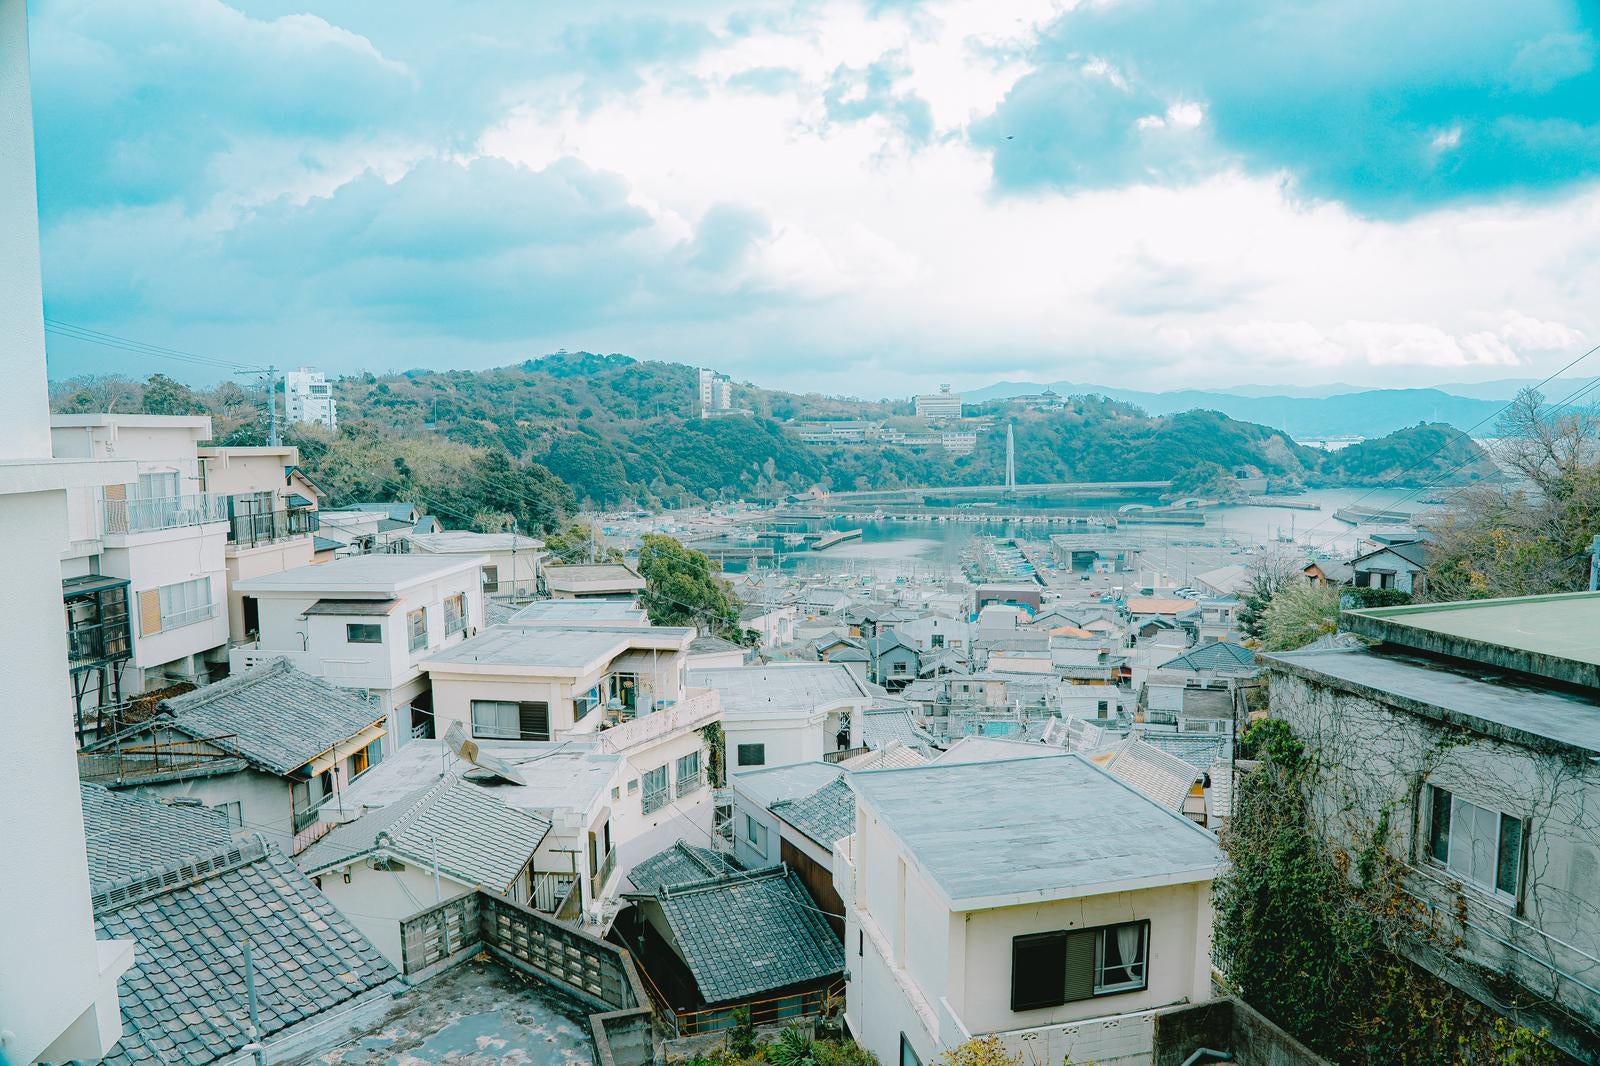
top-left (443, 721), bottom-right (527, 786)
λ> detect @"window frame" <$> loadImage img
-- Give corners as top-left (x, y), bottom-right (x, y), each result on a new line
top-left (443, 592), bottom-right (468, 636)
top-left (346, 622), bottom-right (383, 644)
top-left (407, 607), bottom-right (428, 652)
top-left (1009, 919), bottom-right (1151, 1012)
top-left (642, 764), bottom-right (670, 814)
top-left (676, 750), bottom-right (704, 797)
top-left (736, 742), bottom-right (766, 767)
top-left (745, 813), bottom-right (769, 857)
top-left (1424, 784), bottom-right (1526, 904)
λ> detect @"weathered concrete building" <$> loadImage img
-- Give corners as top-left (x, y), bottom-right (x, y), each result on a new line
top-left (1263, 593), bottom-right (1600, 1060)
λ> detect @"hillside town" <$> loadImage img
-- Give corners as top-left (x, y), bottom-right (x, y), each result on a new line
top-left (9, 4), bottom-right (1600, 1066)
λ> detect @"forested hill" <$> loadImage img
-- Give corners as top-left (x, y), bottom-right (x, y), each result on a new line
top-left (50, 353), bottom-right (1495, 524)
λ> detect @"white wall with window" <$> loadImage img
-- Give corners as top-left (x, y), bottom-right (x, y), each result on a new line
top-left (1425, 785), bottom-right (1526, 902)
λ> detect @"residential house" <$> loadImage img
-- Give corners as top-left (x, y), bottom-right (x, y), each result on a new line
top-left (732, 761), bottom-right (850, 928)
top-left (232, 553), bottom-right (486, 740)
top-left (841, 754), bottom-right (1224, 1066)
top-left (54, 414), bottom-right (231, 733)
top-left (739, 602), bottom-right (798, 649)
top-left (1302, 558), bottom-right (1353, 587)
top-left (1143, 641), bottom-right (1257, 734)
top-left (1349, 539), bottom-right (1430, 595)
top-left (542, 562), bottom-right (646, 599)
top-left (420, 622), bottom-right (719, 871)
top-left (689, 663), bottom-right (873, 770)
top-left (868, 631), bottom-right (922, 690)
top-left (1089, 738), bottom-right (1210, 825)
top-left (507, 598), bottom-right (648, 626)
top-left (975, 583), bottom-right (1042, 615)
top-left (1263, 592), bottom-right (1600, 1059)
top-left (688, 632), bottom-right (749, 668)
top-left (3, 25), bottom-right (135, 1054)
top-left (78, 658), bottom-right (388, 854)
top-left (82, 786), bottom-right (402, 1064)
top-left (318, 501), bottom-right (437, 555)
top-left (195, 444), bottom-right (322, 641)
top-left (408, 529), bottom-right (544, 600)
top-left (297, 774), bottom-right (553, 964)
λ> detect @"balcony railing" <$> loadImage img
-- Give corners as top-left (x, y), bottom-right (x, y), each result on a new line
top-left (67, 619), bottom-right (132, 666)
top-left (596, 688), bottom-right (721, 754)
top-left (642, 782), bottom-right (670, 815)
top-left (104, 492), bottom-right (228, 534)
top-left (79, 734), bottom-right (241, 785)
top-left (228, 507), bottom-right (319, 548)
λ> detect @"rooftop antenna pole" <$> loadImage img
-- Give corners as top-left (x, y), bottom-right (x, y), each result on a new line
top-left (267, 365), bottom-right (279, 447)
top-left (243, 940), bottom-right (265, 1066)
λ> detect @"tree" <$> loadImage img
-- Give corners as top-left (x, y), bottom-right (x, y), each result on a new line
top-left (635, 534), bottom-right (742, 639)
top-left (544, 524), bottom-right (623, 564)
top-left (1428, 388), bottom-right (1600, 600)
top-left (141, 373), bottom-right (206, 415)
top-left (1239, 547), bottom-right (1302, 642)
top-left (1259, 582), bottom-right (1341, 651)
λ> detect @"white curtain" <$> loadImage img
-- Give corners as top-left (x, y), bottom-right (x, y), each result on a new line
top-left (1116, 924), bottom-right (1144, 979)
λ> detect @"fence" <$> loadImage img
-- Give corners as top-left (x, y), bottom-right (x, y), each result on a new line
top-left (228, 508), bottom-right (319, 548)
top-left (78, 734), bottom-right (241, 784)
top-left (396, 890), bottom-right (656, 1066)
top-left (674, 979), bottom-right (846, 1037)
top-left (103, 492), bottom-right (228, 534)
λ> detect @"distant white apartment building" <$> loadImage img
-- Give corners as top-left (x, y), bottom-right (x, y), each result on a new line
top-left (914, 384), bottom-right (963, 420)
top-left (698, 367), bottom-right (732, 417)
top-left (232, 553), bottom-right (487, 741)
top-left (53, 415), bottom-right (233, 737)
top-left (284, 366), bottom-right (338, 430)
top-left (941, 431), bottom-right (977, 455)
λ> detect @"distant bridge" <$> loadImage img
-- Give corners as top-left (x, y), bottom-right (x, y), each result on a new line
top-left (818, 480), bottom-right (1172, 505)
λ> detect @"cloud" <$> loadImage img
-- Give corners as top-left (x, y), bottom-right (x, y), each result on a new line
top-left (976, 0), bottom-right (1600, 216)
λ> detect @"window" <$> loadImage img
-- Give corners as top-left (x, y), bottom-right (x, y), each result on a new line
top-left (1426, 785), bottom-right (1525, 900)
top-left (745, 813), bottom-right (769, 857)
top-left (212, 801), bottom-right (243, 828)
top-left (444, 593), bottom-right (467, 636)
top-left (348, 741), bottom-right (381, 781)
top-left (676, 750), bottom-right (703, 797)
top-left (892, 661), bottom-right (909, 675)
top-left (346, 623), bottom-right (382, 644)
top-left (736, 743), bottom-right (766, 767)
top-left (1010, 921), bottom-right (1149, 1011)
top-left (407, 608), bottom-right (428, 652)
top-left (931, 633), bottom-right (945, 649)
top-left (144, 577), bottom-right (214, 633)
top-left (899, 1036), bottom-right (922, 1066)
top-left (471, 700), bottom-right (550, 741)
top-left (642, 764), bottom-right (670, 814)
top-left (481, 565), bottom-right (499, 593)
top-left (574, 685), bottom-right (602, 721)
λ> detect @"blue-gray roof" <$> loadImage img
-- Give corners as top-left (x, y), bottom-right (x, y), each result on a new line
top-left (850, 754), bottom-right (1222, 907)
top-left (651, 867), bottom-right (844, 1004)
top-left (1141, 731), bottom-right (1231, 769)
top-left (93, 840), bottom-right (399, 1066)
top-left (628, 841), bottom-right (744, 892)
top-left (1157, 642), bottom-right (1258, 673)
top-left (298, 776), bottom-right (550, 891)
top-left (159, 658), bottom-right (385, 776)
top-left (81, 783), bottom-right (234, 886)
top-left (770, 776), bottom-right (856, 849)
top-left (861, 707), bottom-right (936, 752)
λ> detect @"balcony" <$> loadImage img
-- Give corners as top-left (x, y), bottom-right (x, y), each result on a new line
top-left (103, 492), bottom-right (228, 535)
top-left (591, 845), bottom-right (618, 898)
top-left (227, 507), bottom-right (319, 548)
top-left (596, 688), bottom-right (720, 755)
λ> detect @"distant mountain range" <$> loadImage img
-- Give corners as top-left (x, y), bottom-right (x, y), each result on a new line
top-left (966, 377), bottom-right (1600, 438)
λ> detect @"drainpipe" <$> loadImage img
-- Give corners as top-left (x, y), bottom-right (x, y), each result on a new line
top-left (1179, 1050), bottom-right (1232, 1066)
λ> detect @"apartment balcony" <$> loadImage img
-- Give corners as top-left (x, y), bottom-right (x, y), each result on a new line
top-left (103, 492), bottom-right (228, 535)
top-left (595, 687), bottom-right (721, 755)
top-left (227, 507), bottom-right (319, 549)
top-left (590, 845), bottom-right (618, 899)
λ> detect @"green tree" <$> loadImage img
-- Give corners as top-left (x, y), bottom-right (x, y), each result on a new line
top-left (1259, 582), bottom-right (1341, 651)
top-left (635, 534), bottom-right (742, 639)
top-left (545, 524), bottom-right (623, 564)
top-left (141, 373), bottom-right (206, 415)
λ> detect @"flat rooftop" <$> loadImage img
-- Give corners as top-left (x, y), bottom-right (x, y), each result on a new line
top-left (509, 600), bottom-right (647, 625)
top-left (1344, 591), bottom-right (1600, 690)
top-left (334, 739), bottom-right (620, 815)
top-left (1266, 645), bottom-right (1600, 756)
top-left (544, 564), bottom-right (643, 585)
top-left (410, 531), bottom-right (545, 553)
top-left (851, 753), bottom-right (1222, 909)
top-left (235, 553), bottom-right (484, 594)
top-left (732, 761), bottom-right (843, 806)
top-left (423, 623), bottom-right (693, 673)
top-left (688, 663), bottom-right (869, 717)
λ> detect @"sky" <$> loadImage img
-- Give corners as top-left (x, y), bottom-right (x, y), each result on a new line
top-left (27, 0), bottom-right (1600, 398)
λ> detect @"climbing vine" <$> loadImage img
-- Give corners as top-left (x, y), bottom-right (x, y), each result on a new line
top-left (701, 721), bottom-right (727, 788)
top-left (1214, 718), bottom-right (1563, 1065)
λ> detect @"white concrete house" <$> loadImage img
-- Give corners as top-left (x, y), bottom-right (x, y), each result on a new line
top-left (543, 562), bottom-right (646, 599)
top-left (840, 754), bottom-right (1223, 1066)
top-left (232, 553), bottom-right (486, 741)
top-left (407, 529), bottom-right (544, 600)
top-left (53, 413), bottom-right (232, 716)
top-left (1, 9), bottom-right (135, 1051)
top-left (689, 663), bottom-right (873, 772)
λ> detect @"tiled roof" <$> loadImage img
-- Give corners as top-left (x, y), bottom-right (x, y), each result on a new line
top-left (1141, 731), bottom-right (1231, 769)
top-left (159, 659), bottom-right (384, 776)
top-left (1101, 739), bottom-right (1205, 813)
top-left (95, 841), bottom-right (399, 1066)
top-left (298, 776), bottom-right (550, 891)
top-left (484, 599), bottom-right (523, 626)
top-left (1208, 760), bottom-right (1236, 820)
top-left (652, 867), bottom-right (844, 1004)
top-left (770, 776), bottom-right (856, 849)
top-left (1156, 642), bottom-right (1257, 673)
top-left (860, 707), bottom-right (936, 753)
top-left (839, 741), bottom-right (928, 771)
top-left (81, 784), bottom-right (234, 887)
top-left (628, 842), bottom-right (743, 892)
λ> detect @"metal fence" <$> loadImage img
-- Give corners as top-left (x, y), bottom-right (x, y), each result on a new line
top-left (79, 734), bottom-right (240, 784)
top-left (228, 508), bottom-right (319, 547)
top-left (673, 978), bottom-right (846, 1037)
top-left (104, 493), bottom-right (228, 534)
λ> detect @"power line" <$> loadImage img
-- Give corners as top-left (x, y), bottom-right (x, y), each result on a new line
top-left (44, 319), bottom-right (263, 373)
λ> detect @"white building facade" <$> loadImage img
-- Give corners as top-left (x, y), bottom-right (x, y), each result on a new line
top-left (284, 366), bottom-right (338, 430)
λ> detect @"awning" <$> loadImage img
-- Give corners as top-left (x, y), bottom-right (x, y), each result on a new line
top-left (62, 573), bottom-right (130, 597)
top-left (305, 721), bottom-right (387, 777)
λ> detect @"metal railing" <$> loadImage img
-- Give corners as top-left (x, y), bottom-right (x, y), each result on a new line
top-left (673, 978), bottom-right (846, 1037)
top-left (79, 734), bottom-right (240, 784)
top-left (228, 507), bottom-right (319, 548)
top-left (642, 783), bottom-right (670, 815)
top-left (67, 619), bottom-right (132, 665)
top-left (531, 871), bottom-right (580, 914)
top-left (104, 492), bottom-right (228, 534)
top-left (676, 766), bottom-right (704, 798)
top-left (591, 846), bottom-right (618, 898)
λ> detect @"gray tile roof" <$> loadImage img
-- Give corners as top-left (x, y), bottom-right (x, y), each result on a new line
top-left (94, 841), bottom-right (399, 1066)
top-left (861, 707), bottom-right (936, 753)
top-left (628, 841), bottom-right (744, 892)
top-left (652, 867), bottom-right (844, 1004)
top-left (297, 775), bottom-right (551, 891)
top-left (1141, 731), bottom-right (1231, 768)
top-left (770, 776), bottom-right (856, 849)
top-left (81, 784), bottom-right (234, 887)
top-left (159, 658), bottom-right (384, 776)
top-left (1102, 739), bottom-right (1206, 813)
top-left (1156, 641), bottom-right (1257, 673)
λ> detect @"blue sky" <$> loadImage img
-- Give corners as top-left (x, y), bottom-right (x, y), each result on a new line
top-left (28, 0), bottom-right (1600, 396)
